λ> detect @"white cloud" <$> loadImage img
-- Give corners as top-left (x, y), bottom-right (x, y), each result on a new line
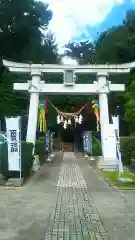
top-left (43, 0), bottom-right (125, 46)
top-left (62, 56), bottom-right (78, 65)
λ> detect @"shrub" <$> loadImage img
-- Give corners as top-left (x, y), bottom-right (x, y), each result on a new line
top-left (120, 137), bottom-right (135, 166)
top-left (0, 141), bottom-right (34, 179)
top-left (92, 137), bottom-right (102, 156)
top-left (0, 142), bottom-right (8, 179)
top-left (38, 136), bottom-right (45, 141)
top-left (35, 140), bottom-right (45, 156)
top-left (21, 142), bottom-right (34, 178)
top-left (35, 140), bottom-right (48, 165)
top-left (91, 136), bottom-right (135, 165)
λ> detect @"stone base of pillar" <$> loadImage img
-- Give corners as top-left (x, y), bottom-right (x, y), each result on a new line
top-left (32, 155), bottom-right (40, 172)
top-left (97, 156), bottom-right (118, 171)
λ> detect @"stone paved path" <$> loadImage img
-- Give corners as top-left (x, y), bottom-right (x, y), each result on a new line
top-left (1, 152), bottom-right (135, 239)
top-left (45, 153), bottom-right (108, 239)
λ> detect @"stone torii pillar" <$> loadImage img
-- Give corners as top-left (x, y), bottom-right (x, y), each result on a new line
top-left (97, 72), bottom-right (110, 158)
top-left (94, 72), bottom-right (124, 168)
top-left (26, 70), bottom-right (41, 143)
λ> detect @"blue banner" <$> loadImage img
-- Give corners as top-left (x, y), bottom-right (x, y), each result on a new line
top-left (45, 130), bottom-right (50, 152)
top-left (83, 131), bottom-right (92, 154)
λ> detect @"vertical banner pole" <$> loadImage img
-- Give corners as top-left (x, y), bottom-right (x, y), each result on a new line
top-left (112, 115), bottom-right (123, 176)
top-left (91, 131), bottom-right (93, 158)
top-left (19, 117), bottom-right (21, 180)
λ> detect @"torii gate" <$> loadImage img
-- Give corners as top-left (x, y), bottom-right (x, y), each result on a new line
top-left (3, 59), bottom-right (134, 169)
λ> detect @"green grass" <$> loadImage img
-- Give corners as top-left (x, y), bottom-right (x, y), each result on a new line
top-left (101, 170), bottom-right (135, 188)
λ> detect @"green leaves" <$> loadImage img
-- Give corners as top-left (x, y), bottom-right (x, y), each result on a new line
top-left (64, 10), bottom-right (135, 134)
top-left (65, 41), bottom-right (95, 64)
top-left (0, 0), bottom-right (59, 118)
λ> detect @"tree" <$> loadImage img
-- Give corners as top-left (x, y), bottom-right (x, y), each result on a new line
top-left (63, 10), bottom-right (135, 134)
top-left (0, 0), bottom-right (54, 61)
top-left (0, 0), bottom-right (59, 118)
top-left (124, 69), bottom-right (135, 133)
top-left (65, 41), bottom-right (95, 64)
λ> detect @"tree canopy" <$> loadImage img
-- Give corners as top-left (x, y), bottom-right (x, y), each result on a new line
top-left (0, 0), bottom-right (58, 62)
top-left (64, 10), bottom-right (135, 134)
top-left (0, 0), bottom-right (59, 117)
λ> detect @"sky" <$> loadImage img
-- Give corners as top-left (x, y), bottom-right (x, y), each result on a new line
top-left (42, 0), bottom-right (135, 61)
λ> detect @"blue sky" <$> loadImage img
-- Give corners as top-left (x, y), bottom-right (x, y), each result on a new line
top-left (43, 0), bottom-right (135, 55)
top-left (75, 1), bottom-right (135, 42)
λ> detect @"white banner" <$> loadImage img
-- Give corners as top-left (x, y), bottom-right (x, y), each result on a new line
top-left (5, 117), bottom-right (21, 171)
top-left (104, 124), bottom-right (117, 159)
top-left (112, 116), bottom-right (123, 174)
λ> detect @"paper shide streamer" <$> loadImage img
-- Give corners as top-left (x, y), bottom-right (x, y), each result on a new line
top-left (38, 99), bottom-right (48, 132)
